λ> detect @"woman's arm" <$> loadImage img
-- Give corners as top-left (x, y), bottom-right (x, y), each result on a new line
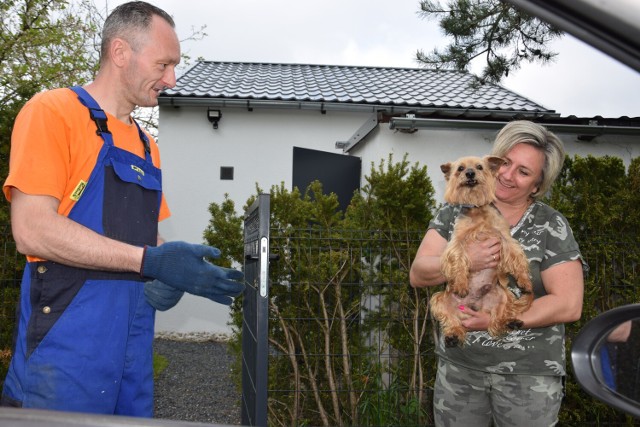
top-left (520, 259), bottom-right (584, 327)
top-left (409, 229), bottom-right (448, 288)
top-left (462, 259), bottom-right (584, 330)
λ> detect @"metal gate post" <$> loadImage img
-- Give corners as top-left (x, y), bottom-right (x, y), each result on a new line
top-left (241, 194), bottom-right (270, 427)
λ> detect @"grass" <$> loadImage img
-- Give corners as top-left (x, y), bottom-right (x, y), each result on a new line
top-left (153, 353), bottom-right (169, 379)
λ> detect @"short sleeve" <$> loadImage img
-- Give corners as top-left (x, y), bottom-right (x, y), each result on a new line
top-left (428, 204), bottom-right (461, 242)
top-left (539, 210), bottom-right (588, 273)
top-left (4, 92), bottom-right (71, 202)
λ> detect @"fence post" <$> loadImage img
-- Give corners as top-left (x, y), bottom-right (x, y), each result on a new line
top-left (241, 194), bottom-right (270, 427)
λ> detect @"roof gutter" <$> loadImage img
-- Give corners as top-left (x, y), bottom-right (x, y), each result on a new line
top-left (389, 117), bottom-right (640, 137)
top-left (158, 96), bottom-right (555, 119)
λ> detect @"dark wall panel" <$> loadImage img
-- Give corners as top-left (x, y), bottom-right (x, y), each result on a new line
top-left (292, 147), bottom-right (361, 212)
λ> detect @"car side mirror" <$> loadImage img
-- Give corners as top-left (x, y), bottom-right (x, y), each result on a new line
top-left (571, 303), bottom-right (640, 418)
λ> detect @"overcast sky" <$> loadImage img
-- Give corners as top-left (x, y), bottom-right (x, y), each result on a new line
top-left (109, 0), bottom-right (640, 118)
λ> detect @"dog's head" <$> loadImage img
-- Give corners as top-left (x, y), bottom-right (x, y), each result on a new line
top-left (441, 155), bottom-right (504, 206)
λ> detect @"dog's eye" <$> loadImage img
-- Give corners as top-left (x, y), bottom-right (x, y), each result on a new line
top-left (477, 165), bottom-right (484, 170)
top-left (457, 165), bottom-right (465, 172)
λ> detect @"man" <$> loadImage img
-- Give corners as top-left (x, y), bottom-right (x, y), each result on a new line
top-left (1, 1), bottom-right (244, 416)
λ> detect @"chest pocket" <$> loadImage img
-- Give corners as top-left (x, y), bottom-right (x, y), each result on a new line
top-left (103, 157), bottom-right (161, 247)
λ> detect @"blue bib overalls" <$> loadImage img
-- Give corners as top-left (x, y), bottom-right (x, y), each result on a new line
top-left (1, 87), bottom-right (162, 416)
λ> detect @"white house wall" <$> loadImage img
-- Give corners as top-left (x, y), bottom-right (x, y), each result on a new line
top-left (154, 104), bottom-right (640, 335)
top-left (155, 105), bottom-right (370, 335)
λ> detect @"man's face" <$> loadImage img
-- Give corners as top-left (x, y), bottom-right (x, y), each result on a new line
top-left (124, 15), bottom-right (181, 108)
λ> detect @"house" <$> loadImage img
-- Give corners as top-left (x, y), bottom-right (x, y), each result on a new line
top-left (154, 61), bottom-right (640, 335)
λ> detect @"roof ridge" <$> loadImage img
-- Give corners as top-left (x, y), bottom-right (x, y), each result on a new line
top-left (196, 60), bottom-right (466, 74)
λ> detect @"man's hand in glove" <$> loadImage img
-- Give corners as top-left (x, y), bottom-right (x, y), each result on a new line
top-left (144, 280), bottom-right (184, 311)
top-left (141, 242), bottom-right (245, 305)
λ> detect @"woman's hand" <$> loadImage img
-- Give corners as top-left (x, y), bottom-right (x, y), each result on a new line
top-left (460, 305), bottom-right (491, 331)
top-left (466, 237), bottom-right (501, 272)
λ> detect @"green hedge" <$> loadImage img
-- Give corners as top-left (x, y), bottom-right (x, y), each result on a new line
top-left (203, 154), bottom-right (640, 425)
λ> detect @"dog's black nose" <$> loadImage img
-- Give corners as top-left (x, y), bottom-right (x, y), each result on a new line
top-left (465, 169), bottom-right (476, 179)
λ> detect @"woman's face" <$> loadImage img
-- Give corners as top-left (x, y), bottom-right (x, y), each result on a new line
top-left (495, 143), bottom-right (545, 204)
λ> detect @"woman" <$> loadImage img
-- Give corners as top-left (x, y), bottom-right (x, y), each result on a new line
top-left (410, 120), bottom-right (587, 426)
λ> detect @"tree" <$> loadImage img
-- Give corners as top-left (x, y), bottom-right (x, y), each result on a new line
top-left (416, 0), bottom-right (563, 85)
top-left (0, 0), bottom-right (102, 220)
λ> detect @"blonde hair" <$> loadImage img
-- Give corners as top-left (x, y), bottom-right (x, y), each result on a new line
top-left (491, 120), bottom-right (566, 199)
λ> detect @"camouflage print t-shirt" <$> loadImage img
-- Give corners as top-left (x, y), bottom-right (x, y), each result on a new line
top-left (429, 201), bottom-right (588, 376)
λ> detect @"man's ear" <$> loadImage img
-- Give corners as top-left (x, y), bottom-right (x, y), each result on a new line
top-left (110, 37), bottom-right (130, 68)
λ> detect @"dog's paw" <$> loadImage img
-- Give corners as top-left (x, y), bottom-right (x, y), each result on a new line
top-left (510, 285), bottom-right (523, 298)
top-left (444, 335), bottom-right (461, 347)
top-left (452, 287), bottom-right (469, 298)
top-left (506, 319), bottom-right (524, 330)
top-left (512, 283), bottom-right (533, 297)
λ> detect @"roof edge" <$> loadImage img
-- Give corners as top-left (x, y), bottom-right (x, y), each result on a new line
top-left (158, 96), bottom-right (556, 118)
top-left (389, 117), bottom-right (640, 136)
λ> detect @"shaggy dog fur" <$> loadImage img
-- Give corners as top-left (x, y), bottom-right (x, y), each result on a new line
top-left (430, 155), bottom-right (533, 347)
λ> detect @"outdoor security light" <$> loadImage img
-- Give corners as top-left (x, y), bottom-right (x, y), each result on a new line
top-left (207, 108), bottom-right (222, 129)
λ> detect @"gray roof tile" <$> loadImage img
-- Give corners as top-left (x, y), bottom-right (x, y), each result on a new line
top-left (163, 61), bottom-right (551, 112)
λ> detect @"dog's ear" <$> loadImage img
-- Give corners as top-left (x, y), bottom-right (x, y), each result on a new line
top-left (440, 162), bottom-right (452, 180)
top-left (485, 156), bottom-right (505, 173)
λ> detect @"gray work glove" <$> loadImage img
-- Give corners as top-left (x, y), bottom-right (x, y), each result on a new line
top-left (144, 279), bottom-right (184, 311)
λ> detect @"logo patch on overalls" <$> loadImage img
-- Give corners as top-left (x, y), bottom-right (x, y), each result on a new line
top-left (131, 165), bottom-right (145, 176)
top-left (70, 180), bottom-right (87, 201)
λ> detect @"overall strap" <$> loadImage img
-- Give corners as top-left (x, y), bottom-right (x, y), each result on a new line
top-left (133, 120), bottom-right (152, 158)
top-left (69, 86), bottom-right (152, 161)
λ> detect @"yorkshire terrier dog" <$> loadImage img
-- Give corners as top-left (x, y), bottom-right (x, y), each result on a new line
top-left (430, 155), bottom-right (533, 347)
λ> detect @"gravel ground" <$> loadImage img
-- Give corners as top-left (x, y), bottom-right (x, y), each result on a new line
top-left (153, 333), bottom-right (242, 425)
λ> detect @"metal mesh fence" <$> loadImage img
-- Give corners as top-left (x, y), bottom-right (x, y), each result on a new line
top-left (264, 228), bottom-right (434, 426)
top-left (260, 229), bottom-right (640, 426)
top-left (578, 235), bottom-right (640, 312)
